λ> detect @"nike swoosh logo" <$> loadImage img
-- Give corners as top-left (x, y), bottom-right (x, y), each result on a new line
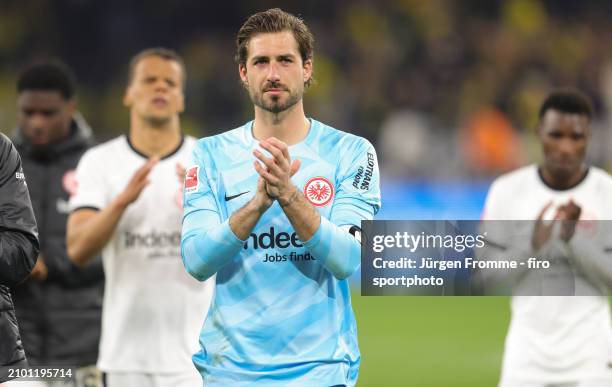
top-left (224, 191), bottom-right (250, 201)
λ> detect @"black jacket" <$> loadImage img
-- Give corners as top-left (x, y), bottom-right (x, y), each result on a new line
top-left (0, 133), bottom-right (39, 383)
top-left (11, 115), bottom-right (104, 366)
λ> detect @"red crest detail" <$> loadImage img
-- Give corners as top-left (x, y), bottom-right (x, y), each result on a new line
top-left (62, 170), bottom-right (78, 196)
top-left (303, 177), bottom-right (334, 207)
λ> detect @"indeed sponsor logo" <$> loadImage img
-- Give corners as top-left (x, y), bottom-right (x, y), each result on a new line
top-left (244, 227), bottom-right (303, 250)
top-left (124, 230), bottom-right (181, 249)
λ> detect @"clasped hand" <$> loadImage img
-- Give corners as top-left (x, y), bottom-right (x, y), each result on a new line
top-left (253, 137), bottom-right (301, 207)
top-left (532, 199), bottom-right (582, 251)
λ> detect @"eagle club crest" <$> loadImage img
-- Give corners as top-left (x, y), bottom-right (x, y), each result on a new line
top-left (303, 177), bottom-right (334, 207)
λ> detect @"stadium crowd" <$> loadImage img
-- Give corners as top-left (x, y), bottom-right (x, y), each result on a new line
top-left (1, 0), bottom-right (612, 178)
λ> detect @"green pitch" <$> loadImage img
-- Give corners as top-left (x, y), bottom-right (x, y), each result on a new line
top-left (352, 295), bottom-right (511, 387)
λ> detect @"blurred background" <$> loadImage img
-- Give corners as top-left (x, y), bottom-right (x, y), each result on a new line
top-left (2, 0), bottom-right (611, 385)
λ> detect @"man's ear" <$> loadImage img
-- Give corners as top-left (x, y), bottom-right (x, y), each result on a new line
top-left (177, 91), bottom-right (185, 113)
top-left (536, 120), bottom-right (543, 139)
top-left (303, 58), bottom-right (313, 84)
top-left (239, 63), bottom-right (248, 88)
top-left (586, 122), bottom-right (592, 140)
top-left (123, 86), bottom-right (132, 108)
top-left (66, 99), bottom-right (77, 115)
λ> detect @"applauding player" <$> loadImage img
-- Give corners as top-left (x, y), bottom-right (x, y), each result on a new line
top-left (181, 8), bottom-right (381, 386)
top-left (66, 48), bottom-right (213, 387)
top-left (483, 89), bottom-right (612, 387)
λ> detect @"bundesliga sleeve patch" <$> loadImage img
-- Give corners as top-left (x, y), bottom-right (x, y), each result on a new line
top-left (185, 165), bottom-right (199, 193)
top-left (304, 176), bottom-right (334, 207)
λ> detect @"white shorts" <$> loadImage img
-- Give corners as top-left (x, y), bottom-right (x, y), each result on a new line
top-left (498, 378), bottom-right (612, 387)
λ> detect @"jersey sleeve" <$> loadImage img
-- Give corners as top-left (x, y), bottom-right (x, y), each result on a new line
top-left (0, 134), bottom-right (39, 285)
top-left (564, 173), bottom-right (612, 291)
top-left (330, 137), bottom-right (381, 227)
top-left (182, 145), bottom-right (222, 237)
top-left (181, 143), bottom-right (243, 281)
top-left (302, 137), bottom-right (381, 280)
top-left (474, 176), bottom-right (535, 291)
top-left (481, 177), bottom-right (506, 221)
top-left (69, 149), bottom-right (108, 211)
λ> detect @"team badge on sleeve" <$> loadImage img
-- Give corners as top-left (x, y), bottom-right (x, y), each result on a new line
top-left (185, 165), bottom-right (199, 193)
top-left (304, 177), bottom-right (334, 207)
top-left (62, 170), bottom-right (79, 196)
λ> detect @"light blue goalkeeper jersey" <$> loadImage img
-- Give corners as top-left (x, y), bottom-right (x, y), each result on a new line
top-left (181, 119), bottom-right (381, 386)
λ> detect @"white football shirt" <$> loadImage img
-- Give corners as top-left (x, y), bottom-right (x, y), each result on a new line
top-left (483, 164), bottom-right (612, 383)
top-left (70, 135), bottom-right (213, 373)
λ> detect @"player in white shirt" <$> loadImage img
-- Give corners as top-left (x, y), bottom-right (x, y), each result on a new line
top-left (482, 89), bottom-right (612, 387)
top-left (66, 48), bottom-right (212, 387)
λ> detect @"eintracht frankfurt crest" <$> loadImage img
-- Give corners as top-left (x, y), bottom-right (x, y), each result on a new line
top-left (303, 177), bottom-right (334, 207)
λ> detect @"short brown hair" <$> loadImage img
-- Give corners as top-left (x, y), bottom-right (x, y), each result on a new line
top-left (236, 8), bottom-right (315, 87)
top-left (127, 47), bottom-right (186, 88)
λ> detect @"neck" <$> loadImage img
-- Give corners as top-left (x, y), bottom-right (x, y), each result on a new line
top-left (252, 101), bottom-right (310, 145)
top-left (539, 164), bottom-right (587, 190)
top-left (129, 112), bottom-right (182, 157)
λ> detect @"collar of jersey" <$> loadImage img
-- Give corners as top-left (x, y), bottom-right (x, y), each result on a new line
top-left (536, 165), bottom-right (591, 191)
top-left (245, 118), bottom-right (317, 149)
top-left (125, 134), bottom-right (185, 160)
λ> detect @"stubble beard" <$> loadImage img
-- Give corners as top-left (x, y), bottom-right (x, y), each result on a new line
top-left (251, 86), bottom-right (302, 115)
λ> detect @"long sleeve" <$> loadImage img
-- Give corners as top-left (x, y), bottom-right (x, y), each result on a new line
top-left (566, 233), bottom-right (612, 292)
top-left (303, 137), bottom-right (381, 279)
top-left (181, 146), bottom-right (243, 281)
top-left (0, 134), bottom-right (39, 286)
top-left (475, 178), bottom-right (532, 293)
